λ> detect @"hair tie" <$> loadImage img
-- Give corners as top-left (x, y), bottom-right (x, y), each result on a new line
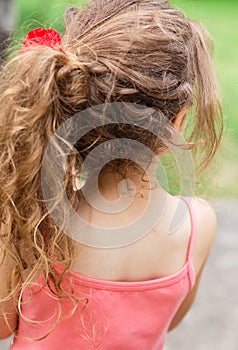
top-left (22, 28), bottom-right (62, 52)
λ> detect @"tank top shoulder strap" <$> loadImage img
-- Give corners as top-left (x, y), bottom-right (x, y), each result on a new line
top-left (179, 196), bottom-right (198, 289)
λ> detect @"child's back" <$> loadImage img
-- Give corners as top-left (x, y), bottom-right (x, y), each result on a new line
top-left (10, 191), bottom-right (216, 349)
top-left (0, 0), bottom-right (222, 349)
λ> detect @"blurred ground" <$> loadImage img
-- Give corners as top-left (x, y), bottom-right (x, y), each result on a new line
top-left (0, 200), bottom-right (237, 350)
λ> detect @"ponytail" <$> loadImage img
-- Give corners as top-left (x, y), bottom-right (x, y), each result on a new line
top-left (0, 45), bottom-right (86, 313)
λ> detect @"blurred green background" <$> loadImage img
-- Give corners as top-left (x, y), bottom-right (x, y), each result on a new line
top-left (11, 0), bottom-right (238, 197)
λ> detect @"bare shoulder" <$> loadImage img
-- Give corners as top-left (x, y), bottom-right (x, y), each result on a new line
top-left (190, 197), bottom-right (217, 274)
top-left (168, 197), bottom-right (217, 331)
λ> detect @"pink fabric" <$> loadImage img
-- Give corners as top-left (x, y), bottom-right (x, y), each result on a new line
top-left (11, 198), bottom-right (197, 350)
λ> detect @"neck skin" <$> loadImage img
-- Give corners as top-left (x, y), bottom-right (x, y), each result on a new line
top-left (97, 158), bottom-right (160, 202)
top-left (74, 156), bottom-right (169, 232)
top-left (74, 156), bottom-right (166, 228)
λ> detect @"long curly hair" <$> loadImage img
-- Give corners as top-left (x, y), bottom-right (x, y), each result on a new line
top-left (0, 0), bottom-right (222, 338)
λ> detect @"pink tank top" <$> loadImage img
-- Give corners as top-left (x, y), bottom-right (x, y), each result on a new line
top-left (11, 198), bottom-right (197, 350)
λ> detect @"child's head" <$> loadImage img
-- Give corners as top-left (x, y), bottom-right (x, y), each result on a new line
top-left (0, 0), bottom-right (222, 313)
top-left (62, 0), bottom-right (222, 169)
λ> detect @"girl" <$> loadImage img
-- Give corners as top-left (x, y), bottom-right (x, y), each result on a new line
top-left (0, 0), bottom-right (223, 349)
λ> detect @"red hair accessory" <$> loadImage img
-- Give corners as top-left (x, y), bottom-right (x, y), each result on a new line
top-left (22, 28), bottom-right (62, 51)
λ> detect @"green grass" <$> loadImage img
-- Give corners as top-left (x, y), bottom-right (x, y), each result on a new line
top-left (16, 0), bottom-right (86, 34)
top-left (15, 0), bottom-right (238, 197)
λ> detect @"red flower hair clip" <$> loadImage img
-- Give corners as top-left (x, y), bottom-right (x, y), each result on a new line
top-left (22, 28), bottom-right (62, 51)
